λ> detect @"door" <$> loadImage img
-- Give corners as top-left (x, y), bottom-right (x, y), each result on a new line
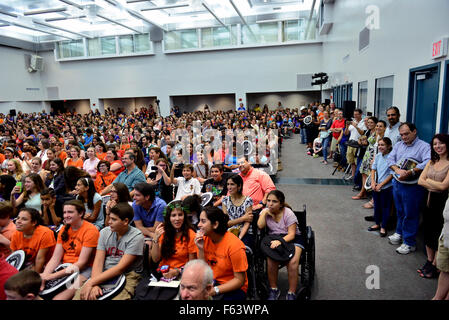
top-left (407, 63), bottom-right (440, 143)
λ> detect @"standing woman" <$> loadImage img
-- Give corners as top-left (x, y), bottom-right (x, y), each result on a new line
top-left (418, 133), bottom-right (449, 278)
top-left (352, 116), bottom-right (378, 200)
top-left (318, 111), bottom-right (333, 165)
top-left (195, 206), bottom-right (248, 300)
top-left (10, 208), bottom-right (56, 273)
top-left (257, 190), bottom-right (304, 300)
top-left (75, 177), bottom-right (104, 230)
top-left (222, 174), bottom-right (254, 249)
top-left (83, 147), bottom-right (100, 180)
top-left (40, 200), bottom-right (99, 300)
top-left (65, 146), bottom-right (84, 169)
top-left (150, 201), bottom-right (197, 279)
top-left (367, 137), bottom-right (394, 237)
top-left (10, 173), bottom-right (46, 214)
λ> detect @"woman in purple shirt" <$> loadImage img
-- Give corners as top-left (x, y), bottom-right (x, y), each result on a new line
top-left (257, 190), bottom-right (304, 300)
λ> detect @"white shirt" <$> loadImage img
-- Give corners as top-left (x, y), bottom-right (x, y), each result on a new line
top-left (385, 122), bottom-right (401, 146)
top-left (175, 177), bottom-right (201, 200)
top-left (348, 119), bottom-right (367, 141)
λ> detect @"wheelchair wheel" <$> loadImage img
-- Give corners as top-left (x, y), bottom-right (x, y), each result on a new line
top-left (300, 228), bottom-right (315, 294)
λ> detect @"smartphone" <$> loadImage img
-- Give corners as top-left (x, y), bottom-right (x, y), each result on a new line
top-left (15, 181), bottom-right (22, 193)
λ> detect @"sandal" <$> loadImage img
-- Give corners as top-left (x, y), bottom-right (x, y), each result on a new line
top-left (419, 264), bottom-right (439, 279)
top-left (352, 194), bottom-right (367, 200)
top-left (362, 201), bottom-right (374, 209)
top-left (417, 260), bottom-right (432, 274)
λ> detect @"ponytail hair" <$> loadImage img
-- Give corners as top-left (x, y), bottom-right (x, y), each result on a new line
top-left (61, 199), bottom-right (85, 242)
top-left (266, 190), bottom-right (292, 211)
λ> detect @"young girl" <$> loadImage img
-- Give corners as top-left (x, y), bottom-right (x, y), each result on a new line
top-left (150, 201), bottom-right (196, 280)
top-left (257, 190), bottom-right (304, 300)
top-left (75, 177), bottom-right (104, 230)
top-left (40, 188), bottom-right (63, 227)
top-left (222, 174), bottom-right (253, 249)
top-left (165, 164), bottom-right (201, 201)
top-left (40, 200), bottom-right (99, 300)
top-left (10, 173), bottom-right (46, 214)
top-left (65, 146), bottom-right (84, 169)
top-left (83, 147), bottom-right (100, 180)
top-left (7, 159), bottom-right (24, 182)
top-left (10, 208), bottom-right (56, 273)
top-left (104, 182), bottom-right (131, 226)
top-left (368, 137), bottom-right (394, 237)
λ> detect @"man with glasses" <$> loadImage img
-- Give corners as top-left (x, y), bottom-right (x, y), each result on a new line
top-left (387, 122), bottom-right (430, 254)
top-left (101, 151), bottom-right (146, 196)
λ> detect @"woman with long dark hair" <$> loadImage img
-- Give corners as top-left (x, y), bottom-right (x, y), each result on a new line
top-left (10, 207), bottom-right (56, 273)
top-left (104, 182), bottom-right (131, 226)
top-left (418, 133), bottom-right (449, 278)
top-left (40, 200), bottom-right (99, 300)
top-left (150, 201), bottom-right (196, 279)
top-left (44, 158), bottom-right (66, 197)
top-left (75, 177), bottom-right (104, 230)
top-left (195, 206), bottom-right (248, 300)
top-left (257, 190), bottom-right (304, 300)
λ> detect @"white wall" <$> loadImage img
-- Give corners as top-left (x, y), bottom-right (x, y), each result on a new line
top-left (172, 94), bottom-right (235, 113)
top-left (102, 97), bottom-right (157, 114)
top-left (35, 42), bottom-right (323, 116)
top-left (320, 0), bottom-right (449, 130)
top-left (247, 91), bottom-right (321, 110)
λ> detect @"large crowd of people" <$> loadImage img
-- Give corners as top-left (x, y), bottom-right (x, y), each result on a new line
top-left (0, 104), bottom-right (304, 300)
top-left (0, 101), bottom-right (448, 301)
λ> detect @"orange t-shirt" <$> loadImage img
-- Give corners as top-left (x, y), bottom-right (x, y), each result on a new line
top-left (66, 158), bottom-right (84, 169)
top-left (94, 171), bottom-right (117, 194)
top-left (57, 221), bottom-right (99, 265)
top-left (10, 225), bottom-right (56, 266)
top-left (0, 153), bottom-right (6, 165)
top-left (110, 160), bottom-right (124, 176)
top-left (158, 229), bottom-right (196, 269)
top-left (0, 220), bottom-right (16, 259)
top-left (58, 151), bottom-right (68, 162)
top-left (199, 231), bottom-right (248, 293)
top-left (96, 152), bottom-right (107, 161)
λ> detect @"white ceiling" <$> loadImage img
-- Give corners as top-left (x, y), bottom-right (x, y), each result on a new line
top-left (0, 0), bottom-right (317, 43)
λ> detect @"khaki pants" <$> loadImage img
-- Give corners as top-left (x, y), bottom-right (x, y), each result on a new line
top-left (73, 271), bottom-right (142, 300)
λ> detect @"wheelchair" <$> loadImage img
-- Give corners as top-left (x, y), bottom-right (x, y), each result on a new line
top-left (246, 204), bottom-right (315, 300)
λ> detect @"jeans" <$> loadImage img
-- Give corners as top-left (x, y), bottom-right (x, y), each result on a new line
top-left (354, 157), bottom-right (363, 187)
top-left (300, 128), bottom-right (307, 144)
top-left (372, 186), bottom-right (393, 229)
top-left (322, 136), bottom-right (331, 162)
top-left (339, 141), bottom-right (347, 167)
top-left (392, 180), bottom-right (426, 247)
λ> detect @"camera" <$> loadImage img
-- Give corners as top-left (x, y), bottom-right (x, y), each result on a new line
top-left (177, 163), bottom-right (184, 169)
top-left (151, 166), bottom-right (158, 171)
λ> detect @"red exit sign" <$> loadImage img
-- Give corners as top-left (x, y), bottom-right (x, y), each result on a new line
top-left (432, 38), bottom-right (448, 59)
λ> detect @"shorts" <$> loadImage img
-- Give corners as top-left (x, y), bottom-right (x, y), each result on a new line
top-left (330, 137), bottom-right (339, 152)
top-left (80, 267), bottom-right (92, 279)
top-left (346, 146), bottom-right (357, 164)
top-left (436, 236), bottom-right (449, 273)
top-left (293, 234), bottom-right (305, 250)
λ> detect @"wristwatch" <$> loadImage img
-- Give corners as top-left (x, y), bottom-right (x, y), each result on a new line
top-left (214, 286), bottom-right (220, 295)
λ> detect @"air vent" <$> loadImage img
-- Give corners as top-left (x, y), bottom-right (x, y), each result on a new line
top-left (359, 27), bottom-right (370, 51)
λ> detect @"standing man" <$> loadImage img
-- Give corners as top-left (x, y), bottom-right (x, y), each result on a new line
top-left (344, 109), bottom-right (367, 180)
top-left (387, 123), bottom-right (430, 254)
top-left (385, 106), bottom-right (402, 146)
top-left (329, 109), bottom-right (346, 162)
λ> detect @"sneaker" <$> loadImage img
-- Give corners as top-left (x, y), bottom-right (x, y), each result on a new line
top-left (286, 292), bottom-right (297, 300)
top-left (344, 175), bottom-right (354, 181)
top-left (388, 233), bottom-right (402, 245)
top-left (396, 243), bottom-right (416, 254)
top-left (267, 288), bottom-right (280, 300)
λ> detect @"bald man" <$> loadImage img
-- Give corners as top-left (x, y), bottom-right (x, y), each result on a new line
top-left (179, 259), bottom-right (214, 300)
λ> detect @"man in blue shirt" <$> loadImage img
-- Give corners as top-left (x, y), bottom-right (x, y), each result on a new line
top-left (132, 182), bottom-right (166, 240)
top-left (387, 122), bottom-right (431, 254)
top-left (101, 151), bottom-right (146, 196)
